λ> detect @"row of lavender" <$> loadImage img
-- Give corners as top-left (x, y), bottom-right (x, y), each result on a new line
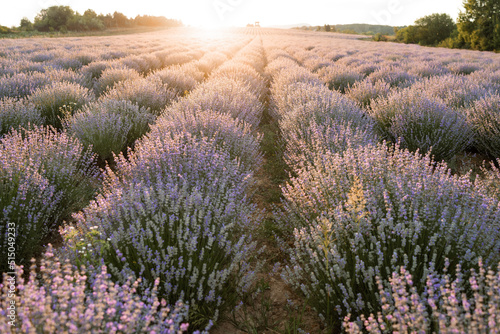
top-left (0, 30), bottom-right (250, 136)
top-left (263, 32), bottom-right (500, 333)
top-left (61, 37), bottom-right (268, 329)
top-left (0, 31), bottom-right (264, 332)
top-left (273, 30), bottom-right (500, 162)
top-left (0, 30), bottom-right (250, 273)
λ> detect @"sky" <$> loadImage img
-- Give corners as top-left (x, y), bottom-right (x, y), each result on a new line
top-left (0, 0), bottom-right (465, 28)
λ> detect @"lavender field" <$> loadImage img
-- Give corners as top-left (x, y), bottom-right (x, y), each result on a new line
top-left (1, 27), bottom-right (500, 333)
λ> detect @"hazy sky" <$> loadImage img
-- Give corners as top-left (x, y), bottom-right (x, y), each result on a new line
top-left (1, 0), bottom-right (465, 28)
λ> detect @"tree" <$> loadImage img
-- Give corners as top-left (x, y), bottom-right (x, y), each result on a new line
top-left (457, 0), bottom-right (500, 51)
top-left (112, 12), bottom-right (130, 28)
top-left (0, 25), bottom-right (11, 34)
top-left (99, 14), bottom-right (114, 28)
top-left (19, 17), bottom-right (33, 31)
top-left (324, 24), bottom-right (331, 32)
top-left (33, 6), bottom-right (75, 32)
top-left (83, 9), bottom-right (98, 19)
top-left (414, 13), bottom-right (456, 45)
top-left (395, 25), bottom-right (420, 43)
top-left (134, 15), bottom-right (182, 27)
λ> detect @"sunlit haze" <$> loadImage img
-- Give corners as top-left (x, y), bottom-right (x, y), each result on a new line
top-left (2, 0), bottom-right (464, 28)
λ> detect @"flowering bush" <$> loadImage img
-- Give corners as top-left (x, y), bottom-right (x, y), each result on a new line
top-left (448, 61), bottom-right (480, 75)
top-left (281, 143), bottom-right (500, 329)
top-left (0, 126), bottom-right (101, 274)
top-left (346, 79), bottom-right (390, 108)
top-left (273, 82), bottom-right (376, 166)
top-left (195, 52), bottom-right (228, 75)
top-left (410, 74), bottom-right (489, 109)
top-left (466, 94), bottom-right (500, 158)
top-left (212, 62), bottom-right (267, 98)
top-left (474, 158), bottom-right (500, 200)
top-left (28, 81), bottom-right (93, 129)
top-left (0, 98), bottom-right (43, 136)
top-left (80, 61), bottom-right (112, 80)
top-left (102, 76), bottom-right (176, 114)
top-left (94, 67), bottom-right (142, 96)
top-left (155, 108), bottom-right (263, 171)
top-left (0, 245), bottom-right (200, 333)
top-left (284, 120), bottom-right (377, 168)
top-left (65, 108), bottom-right (129, 163)
top-left (161, 52), bottom-right (196, 67)
top-left (368, 67), bottom-right (418, 88)
top-left (151, 65), bottom-right (202, 96)
top-left (0, 69), bottom-right (85, 99)
top-left (407, 60), bottom-right (450, 78)
top-left (171, 77), bottom-right (263, 127)
top-left (65, 99), bottom-right (154, 161)
top-left (117, 55), bottom-right (150, 75)
top-left (343, 259), bottom-right (500, 333)
top-left (369, 89), bottom-right (472, 161)
top-left (318, 65), bottom-right (364, 93)
top-left (270, 65), bottom-right (323, 119)
top-left (73, 132), bottom-right (259, 329)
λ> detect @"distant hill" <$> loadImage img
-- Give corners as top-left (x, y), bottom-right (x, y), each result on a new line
top-left (334, 24), bottom-right (398, 35)
top-left (266, 23), bottom-right (311, 29)
top-left (294, 23), bottom-right (401, 36)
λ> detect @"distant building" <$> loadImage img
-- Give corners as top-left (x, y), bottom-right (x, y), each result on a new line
top-left (255, 21), bottom-right (260, 27)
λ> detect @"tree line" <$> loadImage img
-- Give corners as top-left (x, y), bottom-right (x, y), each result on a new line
top-left (303, 0), bottom-right (499, 52)
top-left (3, 5), bottom-right (182, 34)
top-left (395, 0), bottom-right (499, 52)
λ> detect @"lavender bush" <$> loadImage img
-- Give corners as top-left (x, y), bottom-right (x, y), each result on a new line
top-left (102, 76), bottom-right (176, 114)
top-left (284, 120), bottom-right (377, 168)
top-left (448, 61), bottom-right (480, 75)
top-left (195, 52), bottom-right (228, 75)
top-left (368, 67), bottom-right (418, 88)
top-left (212, 62), bottom-right (267, 98)
top-left (117, 55), bottom-right (150, 75)
top-left (0, 98), bottom-right (43, 136)
top-left (80, 61), bottom-right (112, 81)
top-left (343, 259), bottom-right (500, 333)
top-left (28, 81), bottom-right (94, 129)
top-left (0, 126), bottom-right (101, 274)
top-left (270, 65), bottom-right (323, 120)
top-left (0, 245), bottom-right (200, 333)
top-left (466, 94), bottom-right (500, 158)
top-left (0, 69), bottom-right (85, 99)
top-left (276, 82), bottom-right (372, 130)
top-left (346, 79), bottom-right (390, 108)
top-left (155, 108), bottom-right (263, 171)
top-left (475, 158), bottom-right (500, 200)
top-left (410, 74), bottom-right (489, 109)
top-left (65, 99), bottom-right (154, 161)
top-left (273, 82), bottom-right (376, 166)
top-left (170, 77), bottom-right (263, 128)
top-left (151, 65), bottom-right (202, 96)
top-left (369, 89), bottom-right (472, 161)
top-left (71, 132), bottom-right (259, 329)
top-left (318, 65), bottom-right (364, 93)
top-left (281, 143), bottom-right (500, 329)
top-left (94, 67), bottom-right (142, 96)
top-left (408, 61), bottom-right (450, 78)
